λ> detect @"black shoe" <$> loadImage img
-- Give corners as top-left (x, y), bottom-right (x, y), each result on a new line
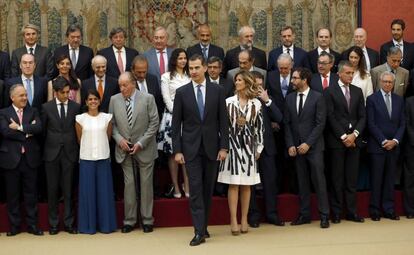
top-left (189, 234), bottom-right (205, 246)
top-left (370, 214), bottom-right (381, 221)
top-left (320, 216), bottom-right (330, 228)
top-left (407, 214), bottom-right (414, 219)
top-left (142, 224), bottom-right (153, 233)
top-left (121, 225), bottom-right (134, 233)
top-left (204, 230), bottom-right (210, 238)
top-left (331, 214), bottom-right (341, 224)
top-left (290, 215), bottom-right (311, 226)
top-left (248, 221), bottom-right (260, 228)
top-left (268, 216), bottom-right (285, 226)
top-left (345, 214), bottom-right (365, 223)
top-left (6, 227), bottom-right (21, 237)
top-left (64, 225), bottom-right (78, 234)
top-left (49, 226), bottom-right (59, 235)
top-left (27, 226), bottom-right (44, 236)
top-left (384, 212), bottom-right (400, 221)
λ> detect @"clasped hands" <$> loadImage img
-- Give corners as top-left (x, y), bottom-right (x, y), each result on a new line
top-left (119, 139), bottom-right (142, 155)
top-left (174, 149), bottom-right (228, 165)
top-left (288, 143), bottom-right (310, 157)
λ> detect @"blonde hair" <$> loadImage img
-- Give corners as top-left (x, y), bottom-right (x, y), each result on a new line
top-left (234, 70), bottom-right (259, 99)
top-left (22, 23), bottom-right (40, 35)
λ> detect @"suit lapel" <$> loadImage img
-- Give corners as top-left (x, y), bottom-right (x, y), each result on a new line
top-left (131, 91), bottom-right (140, 126)
top-left (203, 83), bottom-right (211, 120)
top-left (334, 84), bottom-right (349, 113)
top-left (376, 91), bottom-right (390, 120)
top-left (188, 84), bottom-right (201, 121)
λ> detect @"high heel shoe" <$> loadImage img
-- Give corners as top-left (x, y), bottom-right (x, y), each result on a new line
top-left (182, 183), bottom-right (190, 198)
top-left (230, 224), bottom-right (240, 236)
top-left (173, 186), bottom-right (182, 198)
top-left (241, 224), bottom-right (249, 234)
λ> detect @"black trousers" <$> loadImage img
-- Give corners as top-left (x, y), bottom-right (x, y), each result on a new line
top-left (45, 149), bottom-right (75, 227)
top-left (404, 153), bottom-right (414, 214)
top-left (4, 154), bottom-right (38, 229)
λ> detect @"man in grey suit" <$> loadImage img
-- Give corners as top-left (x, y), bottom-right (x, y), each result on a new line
top-left (11, 23), bottom-right (53, 79)
top-left (226, 50), bottom-right (267, 82)
top-left (109, 72), bottom-right (159, 233)
top-left (143, 27), bottom-right (174, 83)
top-left (371, 47), bottom-right (409, 97)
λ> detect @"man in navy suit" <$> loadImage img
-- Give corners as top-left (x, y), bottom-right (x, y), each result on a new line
top-left (223, 25), bottom-right (267, 75)
top-left (268, 26), bottom-right (307, 71)
top-left (367, 71), bottom-right (405, 221)
top-left (187, 24), bottom-right (225, 61)
top-left (284, 67), bottom-right (330, 228)
top-left (305, 28), bottom-right (341, 73)
top-left (0, 84), bottom-right (43, 236)
top-left (52, 24), bottom-right (94, 81)
top-left (5, 54), bottom-right (48, 111)
top-left (97, 27), bottom-right (139, 79)
top-left (380, 19), bottom-right (414, 71)
top-left (310, 52), bottom-right (339, 92)
top-left (172, 54), bottom-right (228, 246)
top-left (143, 27), bottom-right (174, 83)
top-left (131, 55), bottom-right (165, 120)
top-left (81, 55), bottom-right (119, 113)
top-left (206, 56), bottom-right (234, 98)
top-left (0, 50), bottom-right (10, 81)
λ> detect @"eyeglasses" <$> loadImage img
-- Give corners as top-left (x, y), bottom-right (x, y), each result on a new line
top-left (317, 61), bottom-right (331, 65)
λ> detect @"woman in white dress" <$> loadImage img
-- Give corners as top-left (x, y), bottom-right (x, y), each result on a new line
top-left (346, 46), bottom-right (373, 101)
top-left (157, 48), bottom-right (191, 198)
top-left (218, 70), bottom-right (264, 235)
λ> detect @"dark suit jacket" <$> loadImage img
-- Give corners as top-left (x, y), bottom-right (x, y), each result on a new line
top-left (81, 75), bottom-right (119, 113)
top-left (305, 48), bottom-right (341, 74)
top-left (266, 70), bottom-right (294, 112)
top-left (11, 45), bottom-right (54, 79)
top-left (172, 81), bottom-right (229, 161)
top-left (267, 46), bottom-right (307, 71)
top-left (97, 46), bottom-right (139, 78)
top-left (142, 73), bottom-right (165, 119)
top-left (324, 82), bottom-right (366, 149)
top-left (0, 80), bottom-right (4, 109)
top-left (261, 97), bottom-right (283, 156)
top-left (187, 43), bottom-right (225, 60)
top-left (380, 40), bottom-right (414, 70)
top-left (207, 76), bottom-right (234, 98)
top-left (341, 47), bottom-right (379, 70)
top-left (223, 46), bottom-right (267, 75)
top-left (0, 105), bottom-right (42, 169)
top-left (53, 44), bottom-right (94, 81)
top-left (5, 75), bottom-right (48, 111)
top-left (0, 50), bottom-right (11, 81)
top-left (404, 97), bottom-right (414, 155)
top-left (41, 100), bottom-right (81, 162)
top-left (366, 91), bottom-right (405, 154)
top-left (284, 89), bottom-right (326, 153)
top-left (310, 72), bottom-right (339, 93)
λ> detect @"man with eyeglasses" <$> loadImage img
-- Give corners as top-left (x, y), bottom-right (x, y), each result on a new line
top-left (310, 52), bottom-right (339, 92)
top-left (371, 47), bottom-right (409, 97)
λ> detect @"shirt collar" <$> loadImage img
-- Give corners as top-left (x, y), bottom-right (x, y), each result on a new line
top-left (317, 47), bottom-right (330, 55)
top-left (21, 74), bottom-right (34, 81)
top-left (68, 45), bottom-right (78, 50)
top-left (321, 72), bottom-right (330, 78)
top-left (95, 74), bottom-right (105, 81)
top-left (200, 43), bottom-right (210, 49)
top-left (113, 46), bottom-right (125, 52)
top-left (298, 86), bottom-right (310, 96)
top-left (393, 39), bottom-right (403, 46)
top-left (55, 97), bottom-right (68, 105)
top-left (12, 104), bottom-right (23, 113)
top-left (338, 79), bottom-right (348, 87)
top-left (192, 79), bottom-right (207, 88)
top-left (26, 44), bottom-right (37, 51)
top-left (209, 76), bottom-right (220, 83)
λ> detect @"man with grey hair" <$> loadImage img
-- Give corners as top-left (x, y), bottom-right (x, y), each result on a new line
top-left (143, 26), bottom-right (174, 83)
top-left (223, 25), bottom-right (267, 75)
top-left (310, 51), bottom-right (339, 92)
top-left (226, 50), bottom-right (266, 82)
top-left (53, 24), bottom-right (94, 80)
top-left (370, 46), bottom-right (409, 97)
top-left (366, 70), bottom-right (405, 221)
top-left (97, 27), bottom-right (139, 79)
top-left (11, 23), bottom-right (54, 79)
top-left (81, 55), bottom-right (119, 113)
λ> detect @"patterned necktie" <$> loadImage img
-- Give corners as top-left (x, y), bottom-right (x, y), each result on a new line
top-left (71, 48), bottom-right (77, 68)
top-left (117, 50), bottom-right (124, 73)
top-left (344, 85), bottom-right (351, 110)
top-left (385, 93), bottom-right (392, 118)
top-left (125, 97), bottom-right (133, 127)
top-left (196, 85), bottom-right (204, 121)
top-left (98, 79), bottom-right (104, 99)
top-left (159, 51), bottom-right (165, 75)
top-left (17, 109), bottom-right (25, 153)
top-left (29, 47), bottom-right (34, 55)
top-left (298, 93), bottom-right (304, 115)
top-left (25, 78), bottom-right (33, 105)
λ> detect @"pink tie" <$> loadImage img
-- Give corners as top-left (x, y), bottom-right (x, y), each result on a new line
top-left (322, 76), bottom-right (328, 90)
top-left (117, 50), bottom-right (124, 74)
top-left (159, 51), bottom-right (165, 75)
top-left (17, 109), bottom-right (25, 153)
top-left (344, 85), bottom-right (351, 110)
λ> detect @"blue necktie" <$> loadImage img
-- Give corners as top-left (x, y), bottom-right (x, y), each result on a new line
top-left (281, 78), bottom-right (288, 98)
top-left (202, 47), bottom-right (208, 60)
top-left (196, 85), bottom-right (204, 120)
top-left (25, 78), bottom-right (33, 105)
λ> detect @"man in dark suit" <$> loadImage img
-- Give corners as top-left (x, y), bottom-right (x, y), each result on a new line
top-left (11, 23), bottom-right (54, 79)
top-left (223, 25), bottom-right (267, 75)
top-left (380, 19), bottom-right (414, 71)
top-left (305, 28), bottom-right (341, 74)
top-left (285, 67), bottom-right (330, 228)
top-left (367, 71), bottom-right (405, 222)
top-left (226, 50), bottom-right (267, 82)
top-left (97, 27), bottom-right (139, 79)
top-left (206, 56), bottom-right (234, 98)
top-left (187, 24), bottom-right (225, 61)
top-left (52, 24), bottom-right (94, 81)
top-left (268, 26), bottom-right (307, 71)
top-left (341, 28), bottom-right (379, 71)
top-left (130, 55), bottom-right (164, 119)
top-left (325, 60), bottom-right (366, 224)
top-left (81, 55), bottom-right (119, 113)
top-left (5, 53), bottom-right (48, 111)
top-left (310, 52), bottom-right (339, 92)
top-left (404, 95), bottom-right (414, 219)
top-left (172, 54), bottom-right (229, 246)
top-left (0, 50), bottom-right (11, 81)
top-left (41, 77), bottom-right (81, 234)
top-left (0, 84), bottom-right (43, 236)
top-left (248, 71), bottom-right (284, 228)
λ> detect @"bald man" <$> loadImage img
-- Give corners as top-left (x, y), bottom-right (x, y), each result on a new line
top-left (187, 23), bottom-right (225, 61)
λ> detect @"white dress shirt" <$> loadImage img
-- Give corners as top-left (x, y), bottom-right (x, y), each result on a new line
top-left (296, 87), bottom-right (310, 113)
top-left (112, 46), bottom-right (126, 71)
top-left (192, 79), bottom-right (206, 104)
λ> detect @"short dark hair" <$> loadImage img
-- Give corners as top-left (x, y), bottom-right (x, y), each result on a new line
top-left (391, 19), bottom-right (405, 30)
top-left (52, 76), bottom-right (70, 92)
top-left (318, 51), bottom-right (335, 63)
top-left (109, 27), bottom-right (127, 39)
top-left (316, 27), bottom-right (332, 38)
top-left (66, 24), bottom-right (82, 37)
top-left (250, 70), bottom-right (264, 80)
top-left (280, 25), bottom-right (294, 35)
top-left (292, 67), bottom-right (312, 85)
top-left (238, 50), bottom-right (254, 62)
top-left (189, 54), bottom-right (206, 66)
top-left (131, 55), bottom-right (148, 69)
top-left (207, 56), bottom-right (222, 66)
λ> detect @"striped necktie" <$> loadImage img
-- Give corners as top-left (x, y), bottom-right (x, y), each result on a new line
top-left (125, 97), bottom-right (133, 126)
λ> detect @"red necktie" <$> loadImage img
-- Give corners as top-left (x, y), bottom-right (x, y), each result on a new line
top-left (159, 51), bottom-right (165, 75)
top-left (322, 76), bottom-right (328, 90)
top-left (17, 109), bottom-right (25, 153)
